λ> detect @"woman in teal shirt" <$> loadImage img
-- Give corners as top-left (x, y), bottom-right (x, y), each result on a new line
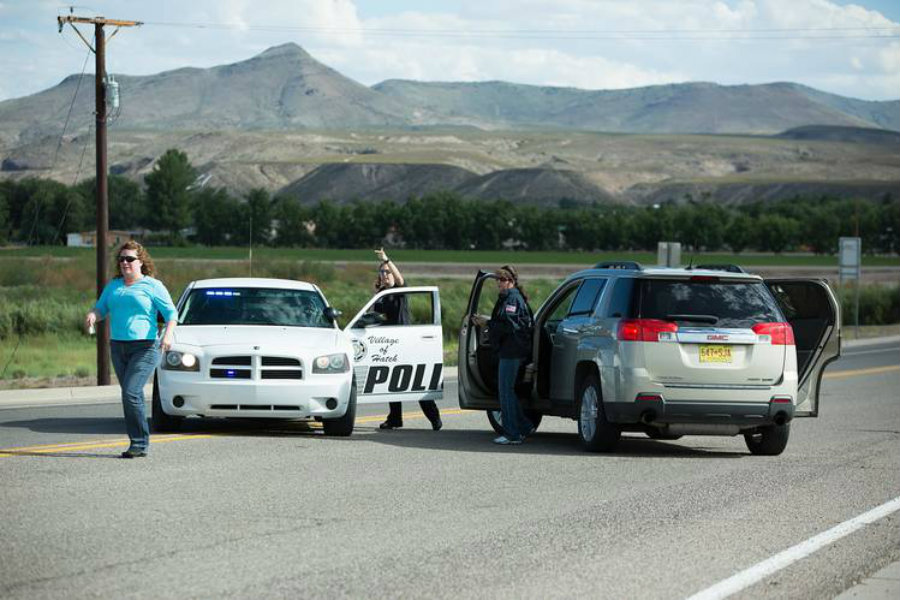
top-left (84, 241), bottom-right (178, 459)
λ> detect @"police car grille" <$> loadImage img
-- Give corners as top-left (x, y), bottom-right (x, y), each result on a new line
top-left (261, 356), bottom-right (301, 366)
top-left (212, 356), bottom-right (251, 366)
top-left (209, 404), bottom-right (302, 411)
top-left (261, 370), bottom-right (303, 380)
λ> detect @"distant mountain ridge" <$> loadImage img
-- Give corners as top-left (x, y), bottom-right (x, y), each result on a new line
top-left (0, 42), bottom-right (897, 150)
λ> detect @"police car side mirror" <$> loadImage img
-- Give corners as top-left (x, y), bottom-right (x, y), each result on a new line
top-left (324, 307), bottom-right (341, 324)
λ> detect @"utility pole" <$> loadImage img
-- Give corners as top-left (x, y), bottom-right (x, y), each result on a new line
top-left (58, 14), bottom-right (141, 385)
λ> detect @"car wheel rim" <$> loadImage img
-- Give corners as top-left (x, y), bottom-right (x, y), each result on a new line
top-left (580, 386), bottom-right (598, 440)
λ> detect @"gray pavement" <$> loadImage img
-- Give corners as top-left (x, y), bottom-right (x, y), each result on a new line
top-left (1, 340), bottom-right (897, 599)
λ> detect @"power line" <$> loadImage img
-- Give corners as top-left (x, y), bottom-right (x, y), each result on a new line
top-left (141, 20), bottom-right (900, 41)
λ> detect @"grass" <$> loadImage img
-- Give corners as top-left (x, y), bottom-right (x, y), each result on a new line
top-left (3, 246), bottom-right (899, 267)
top-left (0, 333), bottom-right (98, 385)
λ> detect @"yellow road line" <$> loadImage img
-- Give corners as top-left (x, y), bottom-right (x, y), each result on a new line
top-left (824, 365), bottom-right (900, 380)
top-left (0, 434), bottom-right (213, 456)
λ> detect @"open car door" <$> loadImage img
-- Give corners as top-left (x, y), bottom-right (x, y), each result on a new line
top-left (346, 286), bottom-right (443, 405)
top-left (765, 279), bottom-right (841, 417)
top-left (458, 271), bottom-right (501, 410)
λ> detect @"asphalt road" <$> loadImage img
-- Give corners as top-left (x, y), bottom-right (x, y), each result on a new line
top-left (1, 342), bottom-right (898, 599)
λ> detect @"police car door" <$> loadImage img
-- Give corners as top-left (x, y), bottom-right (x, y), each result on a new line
top-left (346, 286), bottom-right (444, 405)
top-left (764, 279), bottom-right (841, 417)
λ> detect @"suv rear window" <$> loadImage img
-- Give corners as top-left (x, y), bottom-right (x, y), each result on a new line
top-left (634, 279), bottom-right (783, 327)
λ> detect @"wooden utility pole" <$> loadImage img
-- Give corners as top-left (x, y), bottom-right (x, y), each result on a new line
top-left (58, 15), bottom-right (141, 385)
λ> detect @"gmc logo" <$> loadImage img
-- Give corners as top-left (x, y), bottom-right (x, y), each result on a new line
top-left (707, 334), bottom-right (728, 341)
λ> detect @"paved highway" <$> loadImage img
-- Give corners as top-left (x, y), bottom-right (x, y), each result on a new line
top-left (1, 340), bottom-right (898, 599)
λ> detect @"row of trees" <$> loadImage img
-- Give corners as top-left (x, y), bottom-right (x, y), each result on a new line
top-left (1, 149), bottom-right (897, 254)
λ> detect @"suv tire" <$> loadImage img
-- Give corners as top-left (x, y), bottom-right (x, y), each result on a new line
top-left (744, 423), bottom-right (790, 456)
top-left (151, 374), bottom-right (183, 433)
top-left (323, 380), bottom-right (356, 437)
top-left (577, 373), bottom-right (620, 452)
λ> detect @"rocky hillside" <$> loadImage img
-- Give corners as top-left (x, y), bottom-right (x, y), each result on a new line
top-left (1, 43), bottom-right (898, 151)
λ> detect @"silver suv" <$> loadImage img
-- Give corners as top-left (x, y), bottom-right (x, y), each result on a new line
top-left (458, 262), bottom-right (841, 455)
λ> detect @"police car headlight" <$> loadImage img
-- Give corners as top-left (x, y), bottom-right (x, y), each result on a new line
top-left (163, 351), bottom-right (199, 372)
top-left (313, 353), bottom-right (349, 374)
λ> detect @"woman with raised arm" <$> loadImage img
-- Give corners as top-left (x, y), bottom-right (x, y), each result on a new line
top-left (372, 247), bottom-right (443, 431)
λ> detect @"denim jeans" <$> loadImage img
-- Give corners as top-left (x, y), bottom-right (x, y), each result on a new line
top-left (498, 357), bottom-right (531, 441)
top-left (110, 340), bottom-right (159, 452)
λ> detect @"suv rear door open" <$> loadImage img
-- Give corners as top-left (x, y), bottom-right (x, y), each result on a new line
top-left (764, 279), bottom-right (841, 417)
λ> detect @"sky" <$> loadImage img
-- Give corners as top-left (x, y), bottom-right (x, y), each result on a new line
top-left (0, 0), bottom-right (898, 102)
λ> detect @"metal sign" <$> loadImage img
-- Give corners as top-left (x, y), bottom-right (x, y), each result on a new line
top-left (839, 237), bottom-right (861, 280)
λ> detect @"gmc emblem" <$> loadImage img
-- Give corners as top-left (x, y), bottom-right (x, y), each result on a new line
top-left (707, 334), bottom-right (728, 341)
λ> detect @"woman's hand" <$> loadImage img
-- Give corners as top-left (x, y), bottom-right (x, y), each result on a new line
top-left (375, 247), bottom-right (388, 262)
top-left (160, 331), bottom-right (174, 352)
top-left (84, 311), bottom-right (97, 334)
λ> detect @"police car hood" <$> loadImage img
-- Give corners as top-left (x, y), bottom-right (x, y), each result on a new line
top-left (174, 325), bottom-right (345, 351)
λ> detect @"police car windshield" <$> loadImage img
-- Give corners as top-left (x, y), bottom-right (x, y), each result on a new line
top-left (179, 288), bottom-right (332, 328)
top-left (636, 279), bottom-right (783, 327)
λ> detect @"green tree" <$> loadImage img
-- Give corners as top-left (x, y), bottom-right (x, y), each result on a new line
top-left (0, 188), bottom-right (8, 244)
top-left (144, 149), bottom-right (196, 241)
top-left (16, 178), bottom-right (88, 245)
top-left (273, 197), bottom-right (315, 247)
top-left (231, 188), bottom-right (273, 246)
top-left (193, 187), bottom-right (239, 246)
top-left (725, 214), bottom-right (753, 254)
top-left (75, 175), bottom-right (145, 230)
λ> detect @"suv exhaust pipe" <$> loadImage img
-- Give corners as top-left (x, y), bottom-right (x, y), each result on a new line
top-left (640, 410), bottom-right (657, 425)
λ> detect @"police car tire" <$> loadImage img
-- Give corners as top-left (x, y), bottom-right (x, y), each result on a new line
top-left (151, 374), bottom-right (182, 433)
top-left (744, 423), bottom-right (790, 456)
top-left (323, 380), bottom-right (357, 437)
top-left (577, 373), bottom-right (620, 453)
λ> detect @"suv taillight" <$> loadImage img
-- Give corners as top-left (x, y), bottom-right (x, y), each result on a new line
top-left (617, 319), bottom-right (678, 342)
top-left (752, 322), bottom-right (795, 345)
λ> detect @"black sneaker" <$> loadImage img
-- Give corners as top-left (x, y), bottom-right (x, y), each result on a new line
top-left (379, 420), bottom-right (402, 430)
top-left (120, 449), bottom-right (147, 458)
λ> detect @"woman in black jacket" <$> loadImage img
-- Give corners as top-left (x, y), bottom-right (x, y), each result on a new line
top-left (487, 265), bottom-right (534, 445)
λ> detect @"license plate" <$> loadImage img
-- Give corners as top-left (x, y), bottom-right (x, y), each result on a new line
top-left (699, 345), bottom-right (732, 363)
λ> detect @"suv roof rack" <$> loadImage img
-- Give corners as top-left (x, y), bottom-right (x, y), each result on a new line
top-left (694, 263), bottom-right (747, 274)
top-left (594, 261), bottom-right (643, 270)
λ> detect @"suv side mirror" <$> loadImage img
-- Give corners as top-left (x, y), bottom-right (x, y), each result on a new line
top-left (324, 307), bottom-right (342, 324)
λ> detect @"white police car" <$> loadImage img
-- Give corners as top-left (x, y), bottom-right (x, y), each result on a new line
top-left (153, 278), bottom-right (443, 436)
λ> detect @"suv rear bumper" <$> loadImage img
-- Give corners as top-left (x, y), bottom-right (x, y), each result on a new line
top-left (605, 398), bottom-right (794, 428)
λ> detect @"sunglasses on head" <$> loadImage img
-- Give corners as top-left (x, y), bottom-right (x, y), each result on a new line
top-left (118, 256), bottom-right (138, 263)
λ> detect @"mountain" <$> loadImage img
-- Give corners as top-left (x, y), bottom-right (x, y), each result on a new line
top-left (0, 43), bottom-right (410, 147)
top-left (373, 80), bottom-right (900, 134)
top-left (1, 42), bottom-right (897, 150)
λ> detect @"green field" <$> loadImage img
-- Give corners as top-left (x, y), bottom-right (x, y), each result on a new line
top-left (1, 248), bottom-right (897, 386)
top-left (3, 246), bottom-right (898, 267)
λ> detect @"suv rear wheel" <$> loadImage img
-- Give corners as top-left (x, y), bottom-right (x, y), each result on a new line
top-left (577, 374), bottom-right (620, 452)
top-left (744, 423), bottom-right (791, 455)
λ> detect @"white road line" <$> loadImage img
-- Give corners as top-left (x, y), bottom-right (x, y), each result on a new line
top-left (685, 495), bottom-right (900, 600)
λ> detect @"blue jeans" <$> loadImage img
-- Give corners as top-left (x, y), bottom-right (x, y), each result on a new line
top-left (110, 340), bottom-right (159, 452)
top-left (498, 357), bottom-right (531, 441)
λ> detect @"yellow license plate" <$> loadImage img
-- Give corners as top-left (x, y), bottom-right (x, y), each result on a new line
top-left (699, 345), bottom-right (732, 363)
